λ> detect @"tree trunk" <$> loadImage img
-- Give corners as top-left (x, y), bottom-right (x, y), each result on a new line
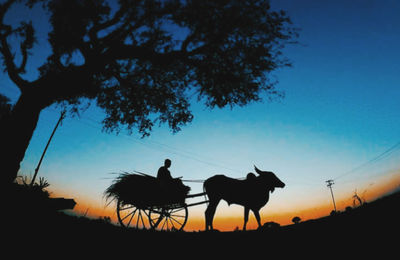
top-left (1, 89), bottom-right (46, 183)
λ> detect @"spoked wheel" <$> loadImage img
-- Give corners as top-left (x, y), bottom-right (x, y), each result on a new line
top-left (116, 199), bottom-right (151, 229)
top-left (149, 205), bottom-right (188, 231)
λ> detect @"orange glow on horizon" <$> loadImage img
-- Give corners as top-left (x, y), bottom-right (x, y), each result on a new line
top-left (51, 172), bottom-right (400, 232)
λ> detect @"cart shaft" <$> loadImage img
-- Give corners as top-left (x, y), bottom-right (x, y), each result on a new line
top-left (186, 200), bottom-right (209, 207)
top-left (186, 192), bottom-right (206, 198)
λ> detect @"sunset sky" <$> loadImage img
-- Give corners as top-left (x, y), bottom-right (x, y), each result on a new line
top-left (2, 0), bottom-right (400, 231)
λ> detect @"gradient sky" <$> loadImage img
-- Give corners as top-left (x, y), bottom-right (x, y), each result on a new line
top-left (2, 0), bottom-right (400, 231)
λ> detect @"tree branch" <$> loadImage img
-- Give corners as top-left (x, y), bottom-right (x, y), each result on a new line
top-left (88, 6), bottom-right (126, 41)
top-left (103, 43), bottom-right (178, 65)
top-left (0, 0), bottom-right (32, 91)
top-left (0, 0), bottom-right (16, 21)
top-left (17, 41), bottom-right (29, 73)
top-left (181, 31), bottom-right (197, 52)
top-left (32, 63), bottom-right (99, 109)
top-left (16, 22), bottom-right (35, 73)
top-left (0, 36), bottom-right (30, 91)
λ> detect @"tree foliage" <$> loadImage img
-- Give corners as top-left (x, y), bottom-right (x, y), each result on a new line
top-left (0, 0), bottom-right (297, 137)
top-left (292, 216), bottom-right (301, 224)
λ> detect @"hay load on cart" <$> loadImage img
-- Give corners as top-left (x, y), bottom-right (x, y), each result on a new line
top-left (105, 172), bottom-right (194, 231)
top-left (105, 172), bottom-right (190, 206)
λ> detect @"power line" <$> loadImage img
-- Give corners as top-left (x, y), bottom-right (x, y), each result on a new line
top-left (48, 108), bottom-right (243, 174)
top-left (333, 140), bottom-right (400, 181)
top-left (323, 140), bottom-right (400, 208)
top-left (60, 111), bottom-right (361, 186)
top-left (46, 107), bottom-right (400, 188)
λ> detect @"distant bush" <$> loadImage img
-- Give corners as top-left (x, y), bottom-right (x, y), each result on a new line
top-left (13, 176), bottom-right (51, 200)
top-left (292, 216), bottom-right (301, 224)
top-left (330, 210), bottom-right (338, 216)
top-left (99, 216), bottom-right (112, 224)
top-left (261, 221), bottom-right (281, 230)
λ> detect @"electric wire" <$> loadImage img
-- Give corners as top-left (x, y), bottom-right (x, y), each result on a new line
top-left (333, 140), bottom-right (400, 181)
top-left (44, 107), bottom-right (400, 187)
top-left (47, 107), bottom-right (243, 174)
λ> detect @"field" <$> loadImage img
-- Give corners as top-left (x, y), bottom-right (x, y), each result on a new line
top-left (5, 183), bottom-right (399, 256)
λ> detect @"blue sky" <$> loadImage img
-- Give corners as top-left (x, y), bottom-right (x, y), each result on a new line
top-left (2, 0), bottom-right (400, 228)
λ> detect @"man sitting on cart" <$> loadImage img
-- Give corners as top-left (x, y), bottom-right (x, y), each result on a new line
top-left (157, 159), bottom-right (190, 202)
top-left (157, 159), bottom-right (173, 183)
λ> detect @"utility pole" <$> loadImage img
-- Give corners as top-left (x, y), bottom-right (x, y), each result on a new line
top-left (31, 110), bottom-right (66, 186)
top-left (326, 179), bottom-right (337, 212)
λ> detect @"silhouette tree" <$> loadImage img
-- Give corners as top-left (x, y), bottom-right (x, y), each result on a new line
top-left (292, 216), bottom-right (301, 224)
top-left (0, 0), bottom-right (298, 183)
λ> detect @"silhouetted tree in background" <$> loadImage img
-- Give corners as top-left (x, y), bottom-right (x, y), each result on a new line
top-left (292, 216), bottom-right (301, 224)
top-left (0, 0), bottom-right (298, 183)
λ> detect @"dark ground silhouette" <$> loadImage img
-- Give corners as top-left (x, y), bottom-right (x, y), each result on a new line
top-left (5, 182), bottom-right (399, 256)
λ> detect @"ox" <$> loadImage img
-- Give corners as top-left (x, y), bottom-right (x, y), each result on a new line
top-left (203, 166), bottom-right (285, 231)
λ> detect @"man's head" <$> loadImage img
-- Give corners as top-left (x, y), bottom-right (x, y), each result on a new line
top-left (164, 159), bottom-right (171, 168)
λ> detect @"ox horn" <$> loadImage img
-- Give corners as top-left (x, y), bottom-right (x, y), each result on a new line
top-left (254, 165), bottom-right (263, 175)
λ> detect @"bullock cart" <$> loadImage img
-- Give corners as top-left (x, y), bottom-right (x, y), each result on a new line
top-left (105, 172), bottom-right (208, 231)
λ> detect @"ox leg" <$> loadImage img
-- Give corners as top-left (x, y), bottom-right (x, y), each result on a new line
top-left (253, 210), bottom-right (262, 229)
top-left (243, 207), bottom-right (250, 231)
top-left (205, 199), bottom-right (219, 231)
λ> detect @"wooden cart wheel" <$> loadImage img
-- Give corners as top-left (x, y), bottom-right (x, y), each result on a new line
top-left (149, 205), bottom-right (188, 231)
top-left (116, 199), bottom-right (151, 229)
